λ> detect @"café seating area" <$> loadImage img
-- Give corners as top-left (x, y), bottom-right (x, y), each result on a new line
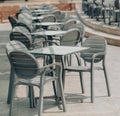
top-left (3, 2), bottom-right (112, 116)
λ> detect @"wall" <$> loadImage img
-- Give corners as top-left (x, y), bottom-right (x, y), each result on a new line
top-left (0, 2), bottom-right (76, 23)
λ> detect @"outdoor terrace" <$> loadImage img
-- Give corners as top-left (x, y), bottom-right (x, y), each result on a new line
top-left (0, 20), bottom-right (120, 116)
top-left (0, 0), bottom-right (120, 116)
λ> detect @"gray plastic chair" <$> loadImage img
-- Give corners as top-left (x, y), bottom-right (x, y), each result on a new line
top-left (63, 35), bottom-right (111, 103)
top-left (6, 40), bottom-right (38, 107)
top-left (8, 50), bottom-right (66, 116)
top-left (18, 12), bottom-right (57, 30)
top-left (6, 40), bottom-right (57, 107)
top-left (42, 28), bottom-right (81, 69)
top-left (9, 26), bottom-right (45, 50)
top-left (18, 12), bottom-right (37, 32)
top-left (48, 28), bottom-right (81, 46)
top-left (40, 14), bottom-right (56, 22)
top-left (8, 16), bottom-right (18, 29)
top-left (59, 22), bottom-right (85, 45)
top-left (60, 28), bottom-right (81, 46)
top-left (8, 15), bottom-right (32, 32)
top-left (5, 40), bottom-right (28, 104)
top-left (48, 28), bottom-right (82, 82)
top-left (61, 18), bottom-right (77, 31)
top-left (51, 9), bottom-right (61, 20)
top-left (49, 18), bottom-right (78, 31)
top-left (70, 23), bottom-right (85, 44)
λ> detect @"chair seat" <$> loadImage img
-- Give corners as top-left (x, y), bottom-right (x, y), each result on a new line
top-left (18, 75), bottom-right (58, 86)
top-left (65, 66), bottom-right (91, 72)
top-left (65, 65), bottom-right (103, 72)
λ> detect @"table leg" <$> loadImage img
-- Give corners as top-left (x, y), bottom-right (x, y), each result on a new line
top-left (55, 56), bottom-right (65, 100)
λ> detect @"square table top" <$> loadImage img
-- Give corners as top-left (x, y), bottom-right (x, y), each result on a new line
top-left (30, 30), bottom-right (66, 36)
top-left (31, 9), bottom-right (49, 13)
top-left (32, 22), bottom-right (64, 26)
top-left (30, 46), bottom-right (88, 56)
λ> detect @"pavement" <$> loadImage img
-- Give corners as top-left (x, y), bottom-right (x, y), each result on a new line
top-left (0, 4), bottom-right (120, 116)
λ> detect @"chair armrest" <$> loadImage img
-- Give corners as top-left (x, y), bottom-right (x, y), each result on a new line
top-left (38, 63), bottom-right (62, 75)
top-left (92, 52), bottom-right (105, 63)
top-left (74, 52), bottom-right (82, 65)
top-left (33, 41), bottom-right (44, 47)
top-left (42, 62), bottom-right (62, 69)
top-left (43, 40), bottom-right (59, 46)
top-left (92, 52), bottom-right (105, 58)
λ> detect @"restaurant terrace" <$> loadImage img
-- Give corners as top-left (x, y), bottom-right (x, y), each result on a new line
top-left (0, 0), bottom-right (120, 116)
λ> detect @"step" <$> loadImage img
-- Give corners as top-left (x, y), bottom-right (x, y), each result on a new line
top-left (77, 12), bottom-right (120, 46)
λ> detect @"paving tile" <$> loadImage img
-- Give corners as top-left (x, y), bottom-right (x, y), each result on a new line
top-left (0, 11), bottom-right (120, 116)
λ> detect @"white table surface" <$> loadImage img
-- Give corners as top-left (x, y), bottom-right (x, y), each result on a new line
top-left (32, 9), bottom-right (49, 13)
top-left (30, 46), bottom-right (88, 56)
top-left (32, 16), bottom-right (45, 20)
top-left (33, 22), bottom-right (64, 26)
top-left (30, 30), bottom-right (66, 36)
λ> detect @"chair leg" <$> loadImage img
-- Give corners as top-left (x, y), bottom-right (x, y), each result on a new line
top-left (44, 55), bottom-right (57, 100)
top-left (9, 84), bottom-right (16, 116)
top-left (38, 81), bottom-right (44, 116)
top-left (79, 72), bottom-right (85, 94)
top-left (90, 75), bottom-right (94, 103)
top-left (67, 55), bottom-right (72, 66)
top-left (103, 61), bottom-right (111, 96)
top-left (52, 81), bottom-right (57, 100)
top-left (90, 64), bottom-right (94, 103)
top-left (58, 79), bottom-right (66, 112)
top-left (7, 68), bottom-right (14, 104)
top-left (62, 70), bottom-right (66, 89)
top-left (28, 86), bottom-right (36, 108)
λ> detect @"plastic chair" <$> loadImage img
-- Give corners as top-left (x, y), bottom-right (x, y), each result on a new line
top-left (62, 35), bottom-right (111, 103)
top-left (64, 22), bottom-right (85, 44)
top-left (6, 40), bottom-right (28, 55)
top-left (18, 12), bottom-right (38, 32)
top-left (18, 12), bottom-right (56, 23)
top-left (8, 16), bottom-right (18, 29)
top-left (18, 12), bottom-right (57, 30)
top-left (61, 18), bottom-right (77, 31)
top-left (48, 20), bottom-right (85, 45)
top-left (39, 15), bottom-right (56, 30)
top-left (5, 40), bottom-right (41, 106)
top-left (40, 14), bottom-right (56, 22)
top-left (51, 9), bottom-right (61, 20)
top-left (48, 28), bottom-right (81, 47)
top-left (8, 15), bottom-right (32, 32)
top-left (6, 40), bottom-right (57, 106)
top-left (9, 26), bottom-right (45, 50)
top-left (48, 18), bottom-right (78, 31)
top-left (46, 28), bottom-right (81, 74)
top-left (5, 40), bottom-right (28, 104)
top-left (60, 28), bottom-right (81, 46)
top-left (8, 50), bottom-right (66, 116)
